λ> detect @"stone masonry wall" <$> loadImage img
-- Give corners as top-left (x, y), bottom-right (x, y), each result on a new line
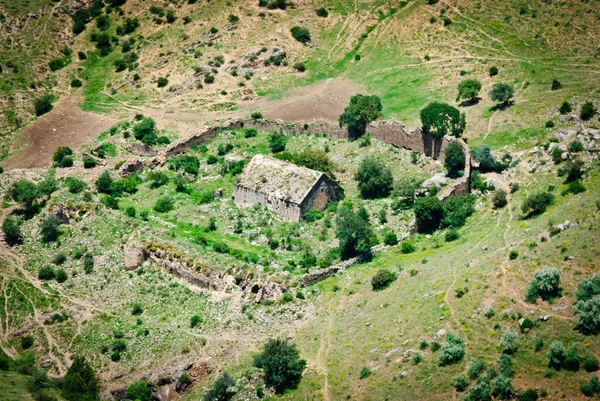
top-left (232, 184), bottom-right (303, 222)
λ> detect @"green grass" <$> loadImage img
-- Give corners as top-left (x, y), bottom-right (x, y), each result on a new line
top-left (0, 371), bottom-right (35, 401)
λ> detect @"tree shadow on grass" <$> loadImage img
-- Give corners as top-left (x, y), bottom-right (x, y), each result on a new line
top-left (490, 101), bottom-right (514, 112)
top-left (459, 97), bottom-right (481, 107)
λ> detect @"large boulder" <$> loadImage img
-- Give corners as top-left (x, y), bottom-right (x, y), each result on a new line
top-left (124, 245), bottom-right (146, 270)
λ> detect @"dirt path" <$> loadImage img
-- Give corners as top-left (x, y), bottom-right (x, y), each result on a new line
top-left (315, 312), bottom-right (333, 401)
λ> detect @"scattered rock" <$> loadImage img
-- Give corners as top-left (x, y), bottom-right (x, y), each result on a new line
top-left (540, 315), bottom-right (550, 321)
top-left (433, 329), bottom-right (447, 341)
top-left (124, 244), bottom-right (146, 271)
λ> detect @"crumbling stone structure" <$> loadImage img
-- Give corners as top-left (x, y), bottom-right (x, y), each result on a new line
top-left (233, 154), bottom-right (341, 222)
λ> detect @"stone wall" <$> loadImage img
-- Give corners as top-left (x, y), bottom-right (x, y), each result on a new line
top-left (300, 175), bottom-right (341, 215)
top-left (232, 184), bottom-right (303, 222)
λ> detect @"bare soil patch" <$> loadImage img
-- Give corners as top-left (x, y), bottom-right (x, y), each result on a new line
top-left (1, 96), bottom-right (117, 170)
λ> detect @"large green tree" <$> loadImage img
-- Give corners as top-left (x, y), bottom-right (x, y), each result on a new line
top-left (9, 179), bottom-right (41, 212)
top-left (62, 356), bottom-right (101, 401)
top-left (490, 83), bottom-right (514, 106)
top-left (456, 79), bottom-right (482, 102)
top-left (254, 338), bottom-right (306, 394)
top-left (335, 202), bottom-right (375, 259)
top-left (444, 141), bottom-right (466, 178)
top-left (339, 94), bottom-right (382, 139)
top-left (414, 196), bottom-right (444, 233)
top-left (355, 156), bottom-right (393, 198)
top-left (420, 102), bottom-right (466, 138)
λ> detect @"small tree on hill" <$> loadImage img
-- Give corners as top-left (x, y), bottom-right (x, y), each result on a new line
top-left (521, 192), bottom-right (554, 218)
top-left (290, 26), bottom-right (311, 44)
top-left (490, 83), bottom-right (514, 106)
top-left (580, 101), bottom-right (596, 121)
top-left (444, 141), bottom-right (465, 178)
top-left (335, 202), bottom-right (374, 260)
top-left (456, 79), bottom-right (482, 103)
top-left (338, 94), bottom-right (382, 139)
top-left (420, 102), bottom-right (465, 138)
top-left (9, 179), bottom-right (41, 213)
top-left (41, 215), bottom-right (62, 243)
top-left (204, 372), bottom-right (236, 401)
top-left (2, 216), bottom-right (22, 245)
top-left (126, 381), bottom-right (152, 401)
top-left (355, 156), bottom-right (393, 198)
top-left (62, 356), bottom-right (101, 401)
top-left (440, 334), bottom-right (465, 365)
top-left (34, 96), bottom-right (53, 116)
top-left (53, 147), bottom-right (74, 167)
top-left (414, 196), bottom-right (444, 233)
top-left (371, 269), bottom-right (396, 291)
top-left (95, 171), bottom-right (114, 194)
top-left (268, 132), bottom-right (287, 153)
top-left (559, 101), bottom-right (572, 115)
top-left (254, 338), bottom-right (306, 394)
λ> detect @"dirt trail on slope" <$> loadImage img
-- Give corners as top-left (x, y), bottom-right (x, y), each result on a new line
top-left (1, 96), bottom-right (118, 170)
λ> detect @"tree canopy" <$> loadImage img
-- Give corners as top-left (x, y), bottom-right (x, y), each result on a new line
top-left (490, 83), bottom-right (514, 105)
top-left (254, 338), bottom-right (306, 394)
top-left (355, 156), bottom-right (393, 198)
top-left (338, 94), bottom-right (382, 139)
top-left (335, 202), bottom-right (375, 259)
top-left (414, 196), bottom-right (444, 233)
top-left (444, 141), bottom-right (465, 178)
top-left (9, 180), bottom-right (41, 212)
top-left (62, 356), bottom-right (101, 401)
top-left (420, 102), bottom-right (465, 138)
top-left (456, 79), bottom-right (482, 102)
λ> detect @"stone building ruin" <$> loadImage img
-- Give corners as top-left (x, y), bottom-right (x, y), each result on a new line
top-left (233, 154), bottom-right (341, 221)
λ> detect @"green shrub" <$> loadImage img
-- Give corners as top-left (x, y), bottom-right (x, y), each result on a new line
top-left (519, 389), bottom-right (538, 401)
top-left (453, 375), bottom-right (468, 392)
top-left (509, 250), bottom-right (518, 260)
top-left (492, 189), bottom-right (508, 209)
top-left (521, 192), bottom-right (554, 217)
top-left (371, 269), bottom-right (396, 291)
top-left (40, 215), bottom-right (62, 243)
top-left (62, 356), bottom-right (100, 401)
top-left (49, 58), bottom-right (66, 71)
top-left (154, 196), bottom-right (174, 213)
top-left (53, 147), bottom-right (73, 167)
top-left (519, 317), bottom-right (534, 333)
top-left (157, 77), bottom-right (168, 87)
top-left (580, 375), bottom-right (600, 397)
top-left (338, 94), bottom-right (382, 139)
top-left (131, 303), bottom-right (143, 315)
top-left (441, 194), bottom-right (475, 229)
top-left (489, 66), bottom-right (499, 76)
top-left (467, 358), bottom-right (486, 380)
top-left (400, 241), bottom-right (415, 253)
top-left (65, 177), bottom-right (88, 194)
top-left (204, 372), bottom-right (236, 401)
top-left (244, 128), bottom-right (257, 138)
top-left (55, 269), bottom-right (68, 283)
top-left (355, 156), bottom-right (393, 198)
top-left (96, 171), bottom-right (114, 194)
top-left (439, 334), bottom-right (465, 365)
top-left (580, 101), bottom-right (596, 121)
top-left (126, 381), bottom-right (152, 401)
top-left (584, 355), bottom-right (600, 372)
top-left (148, 171), bottom-right (169, 188)
top-left (268, 132), bottom-right (287, 153)
top-left (53, 252), bottom-right (67, 265)
top-left (2, 216), bottom-right (22, 245)
top-left (315, 7), bottom-right (328, 17)
top-left (290, 26), bottom-right (311, 43)
top-left (254, 338), bottom-right (306, 393)
top-left (190, 315), bottom-right (202, 328)
top-left (500, 330), bottom-right (519, 354)
top-left (456, 79), bottom-right (482, 102)
top-left (559, 101), bottom-right (572, 114)
top-left (444, 141), bottom-right (465, 178)
top-left (414, 196), bottom-right (444, 233)
top-left (21, 336), bottom-right (34, 349)
top-left (445, 228), bottom-right (459, 242)
top-left (490, 83), bottom-right (514, 105)
top-left (359, 366), bottom-right (372, 379)
top-left (547, 340), bottom-right (566, 370)
top-left (83, 253), bottom-right (94, 274)
top-left (83, 157), bottom-right (97, 169)
top-left (304, 209), bottom-right (324, 222)
top-left (384, 232), bottom-right (398, 246)
top-left (170, 155), bottom-right (200, 175)
top-left (568, 140), bottom-right (584, 153)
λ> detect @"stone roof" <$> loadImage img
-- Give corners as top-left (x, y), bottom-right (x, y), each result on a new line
top-left (236, 155), bottom-right (323, 204)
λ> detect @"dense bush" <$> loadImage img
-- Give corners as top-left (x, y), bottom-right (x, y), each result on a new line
top-left (521, 192), bottom-right (554, 217)
top-left (584, 355), bottom-right (600, 372)
top-left (547, 340), bottom-right (566, 370)
top-left (420, 102), bottom-right (465, 138)
top-left (254, 338), bottom-right (306, 393)
top-left (96, 171), bottom-right (114, 194)
top-left (83, 157), bottom-right (97, 169)
top-left (559, 101), bottom-right (572, 114)
top-left (133, 117), bottom-right (158, 146)
top-left (492, 189), bottom-right (507, 209)
top-left (568, 140), bottom-right (584, 153)
top-left (157, 77), bottom-right (169, 87)
top-left (500, 330), bottom-right (519, 354)
top-left (147, 171), bottom-right (169, 188)
top-left (126, 381), bottom-right (152, 401)
top-left (414, 196), bottom-right (444, 233)
top-left (467, 358), bottom-right (486, 380)
top-left (384, 232), bottom-right (398, 246)
top-left (9, 179), bottom-right (41, 212)
top-left (560, 159), bottom-right (584, 183)
top-left (335, 202), bottom-right (375, 259)
top-left (454, 375), bottom-right (468, 392)
top-left (580, 101), bottom-right (596, 121)
top-left (154, 196), bottom-right (174, 213)
top-left (338, 94), bottom-right (382, 138)
top-left (268, 132), bottom-right (287, 153)
top-left (355, 156), bottom-right (393, 198)
top-left (400, 241), bottom-right (415, 254)
top-left (204, 372), bottom-right (236, 401)
top-left (34, 96), bottom-right (53, 116)
top-left (62, 356), bottom-right (100, 401)
top-left (574, 295), bottom-right (600, 335)
top-left (444, 141), bottom-right (465, 177)
top-left (40, 215), bottom-right (62, 243)
top-left (290, 26), bottom-right (311, 44)
top-left (304, 209), bottom-right (324, 222)
top-left (519, 389), bottom-right (539, 401)
top-left (472, 144), bottom-right (505, 172)
top-left (489, 66), bottom-right (499, 76)
top-left (581, 375), bottom-right (600, 397)
top-left (526, 267), bottom-right (561, 303)
top-left (65, 177), bottom-right (88, 194)
top-left (2, 216), bottom-right (22, 245)
top-left (83, 253), bottom-right (94, 274)
top-left (441, 194), bottom-right (475, 229)
top-left (439, 334), bottom-right (465, 365)
top-left (170, 155), bottom-right (200, 175)
top-left (55, 269), bottom-right (68, 283)
top-left (371, 269), bottom-right (396, 291)
top-left (315, 7), bottom-right (328, 17)
top-left (53, 147), bottom-right (74, 167)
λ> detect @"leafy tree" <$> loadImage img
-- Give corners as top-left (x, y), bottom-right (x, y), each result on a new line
top-left (126, 381), bottom-right (152, 401)
top-left (444, 141), bottom-right (465, 178)
top-left (492, 189), bottom-right (507, 209)
top-left (414, 196), bottom-right (444, 233)
top-left (472, 144), bottom-right (505, 173)
top-left (456, 79), bottom-right (482, 102)
top-left (65, 177), bottom-right (88, 194)
top-left (490, 83), bottom-right (514, 106)
top-left (547, 340), bottom-right (566, 370)
top-left (454, 375), bottom-right (468, 392)
top-left (383, 232), bottom-right (398, 246)
top-left (560, 158), bottom-right (584, 183)
top-left (420, 102), bottom-right (465, 138)
top-left (491, 375), bottom-right (513, 399)
top-left (521, 192), bottom-right (554, 217)
top-left (500, 330), bottom-right (519, 354)
top-left (34, 96), bottom-right (53, 116)
top-left (489, 66), bottom-right (498, 76)
top-left (53, 147), bottom-right (74, 167)
top-left (580, 101), bottom-right (596, 121)
top-left (40, 215), bottom-right (62, 243)
top-left (574, 296), bottom-right (600, 335)
top-left (2, 216), bottom-right (22, 245)
top-left (338, 94), bottom-right (382, 138)
top-left (371, 269), bottom-right (396, 291)
top-left (204, 372), bottom-right (236, 401)
top-left (568, 140), bottom-right (584, 153)
top-left (355, 156), bottom-right (393, 198)
top-left (95, 171), bottom-right (114, 194)
top-left (559, 101), bottom-right (572, 115)
top-left (154, 196), bottom-right (174, 213)
top-left (254, 338), bottom-right (306, 394)
top-left (520, 389), bottom-right (539, 401)
top-left (439, 333), bottom-right (465, 365)
top-left (133, 117), bottom-right (158, 145)
top-left (62, 356), bottom-right (101, 401)
top-left (38, 175), bottom-right (59, 197)
top-left (526, 267), bottom-right (561, 303)
top-left (290, 26), bottom-right (311, 43)
top-left (157, 77), bottom-right (169, 87)
top-left (335, 202), bottom-right (374, 259)
top-left (9, 180), bottom-right (41, 212)
top-left (581, 375), bottom-right (600, 397)
top-left (268, 132), bottom-right (287, 153)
